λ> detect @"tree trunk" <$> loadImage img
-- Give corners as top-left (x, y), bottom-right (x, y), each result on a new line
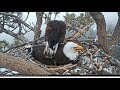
top-left (107, 12), bottom-right (120, 56)
top-left (110, 12), bottom-right (120, 46)
top-left (0, 52), bottom-right (51, 76)
top-left (34, 12), bottom-right (44, 40)
top-left (89, 12), bottom-right (109, 55)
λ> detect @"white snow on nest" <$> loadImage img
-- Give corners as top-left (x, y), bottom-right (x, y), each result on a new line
top-left (0, 68), bottom-right (9, 73)
top-left (94, 58), bottom-right (98, 62)
top-left (6, 73), bottom-right (13, 76)
top-left (89, 64), bottom-right (93, 68)
top-left (74, 67), bottom-right (81, 73)
top-left (0, 68), bottom-right (19, 75)
top-left (103, 67), bottom-right (113, 73)
top-left (11, 71), bottom-right (19, 74)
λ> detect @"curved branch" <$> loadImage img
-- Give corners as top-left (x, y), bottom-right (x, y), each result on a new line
top-left (24, 12), bottom-right (29, 21)
top-left (0, 52), bottom-right (51, 76)
top-left (110, 12), bottom-right (120, 46)
top-left (89, 12), bottom-right (109, 55)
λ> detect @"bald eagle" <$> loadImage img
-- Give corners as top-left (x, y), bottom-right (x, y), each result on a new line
top-left (24, 20), bottom-right (84, 65)
top-left (44, 20), bottom-right (66, 58)
top-left (31, 41), bottom-right (84, 65)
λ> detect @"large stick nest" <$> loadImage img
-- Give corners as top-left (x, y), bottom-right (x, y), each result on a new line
top-left (2, 37), bottom-right (120, 76)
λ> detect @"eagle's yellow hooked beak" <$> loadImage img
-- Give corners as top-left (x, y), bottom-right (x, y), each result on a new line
top-left (74, 45), bottom-right (84, 53)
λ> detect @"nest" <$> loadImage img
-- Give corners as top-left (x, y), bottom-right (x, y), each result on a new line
top-left (2, 38), bottom-right (120, 75)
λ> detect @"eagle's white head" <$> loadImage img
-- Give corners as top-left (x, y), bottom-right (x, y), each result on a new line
top-left (63, 42), bottom-right (84, 61)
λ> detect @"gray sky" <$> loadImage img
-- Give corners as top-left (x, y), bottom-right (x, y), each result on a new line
top-left (0, 12), bottom-right (118, 44)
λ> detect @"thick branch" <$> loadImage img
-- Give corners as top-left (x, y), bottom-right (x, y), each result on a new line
top-left (70, 22), bottom-right (94, 40)
top-left (110, 12), bottom-right (120, 46)
top-left (34, 12), bottom-right (44, 40)
top-left (0, 52), bottom-right (50, 76)
top-left (89, 12), bottom-right (109, 55)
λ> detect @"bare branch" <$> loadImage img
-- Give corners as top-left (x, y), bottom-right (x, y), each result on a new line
top-left (0, 23), bottom-right (28, 43)
top-left (3, 37), bottom-right (43, 53)
top-left (70, 22), bottom-right (94, 40)
top-left (24, 12), bottom-right (29, 21)
top-left (0, 12), bottom-right (34, 31)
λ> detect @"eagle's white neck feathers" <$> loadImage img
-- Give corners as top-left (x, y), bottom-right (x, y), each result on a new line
top-left (63, 42), bottom-right (79, 61)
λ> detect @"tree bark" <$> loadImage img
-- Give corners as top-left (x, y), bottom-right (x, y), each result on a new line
top-left (89, 12), bottom-right (109, 54)
top-left (0, 52), bottom-right (51, 76)
top-left (110, 12), bottom-right (120, 46)
top-left (34, 12), bottom-right (44, 40)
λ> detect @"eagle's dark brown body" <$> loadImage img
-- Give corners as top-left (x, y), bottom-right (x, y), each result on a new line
top-left (32, 20), bottom-right (78, 65)
top-left (32, 44), bottom-right (72, 65)
top-left (45, 20), bottom-right (66, 50)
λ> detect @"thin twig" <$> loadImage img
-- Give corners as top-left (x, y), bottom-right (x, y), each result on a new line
top-left (47, 64), bottom-right (77, 71)
top-left (3, 37), bottom-right (44, 53)
top-left (24, 12), bottom-right (29, 21)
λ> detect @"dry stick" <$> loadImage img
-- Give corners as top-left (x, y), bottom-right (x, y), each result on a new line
top-left (80, 65), bottom-right (112, 75)
top-left (65, 23), bottom-right (94, 41)
top-left (104, 53), bottom-right (120, 67)
top-left (78, 53), bottom-right (112, 75)
top-left (70, 22), bottom-right (94, 40)
top-left (47, 64), bottom-right (77, 71)
top-left (87, 46), bottom-right (118, 72)
top-left (93, 49), bottom-right (101, 58)
top-left (0, 52), bottom-right (51, 76)
top-left (87, 50), bottom-right (97, 70)
top-left (3, 37), bottom-right (43, 53)
top-left (87, 49), bottom-right (103, 71)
